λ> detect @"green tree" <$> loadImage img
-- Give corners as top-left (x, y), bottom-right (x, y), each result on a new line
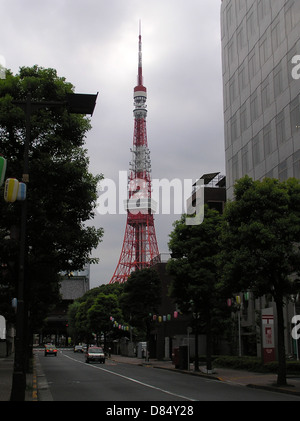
top-left (68, 284), bottom-right (125, 348)
top-left (121, 268), bottom-right (162, 348)
top-left (88, 293), bottom-right (123, 351)
top-left (220, 176), bottom-right (300, 386)
top-left (74, 298), bottom-right (96, 345)
top-left (167, 207), bottom-right (226, 372)
top-left (0, 66), bottom-right (103, 332)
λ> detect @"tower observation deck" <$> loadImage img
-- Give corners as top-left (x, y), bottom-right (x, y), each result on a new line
top-left (109, 24), bottom-right (160, 284)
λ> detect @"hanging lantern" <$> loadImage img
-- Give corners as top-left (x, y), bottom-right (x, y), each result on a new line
top-left (236, 296), bottom-right (241, 305)
top-left (163, 315), bottom-right (166, 322)
top-left (167, 314), bottom-right (171, 321)
top-left (244, 292), bottom-right (249, 301)
top-left (153, 314), bottom-right (157, 321)
top-left (227, 298), bottom-right (232, 307)
top-left (158, 316), bottom-right (162, 323)
top-left (0, 156), bottom-right (7, 187)
top-left (174, 311), bottom-right (178, 318)
top-left (17, 182), bottom-right (26, 201)
top-left (4, 178), bottom-right (19, 203)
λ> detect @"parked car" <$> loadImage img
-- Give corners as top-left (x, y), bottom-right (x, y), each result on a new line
top-left (85, 346), bottom-right (105, 364)
top-left (44, 344), bottom-right (57, 356)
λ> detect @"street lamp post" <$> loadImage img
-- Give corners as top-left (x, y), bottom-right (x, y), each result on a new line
top-left (10, 92), bottom-right (98, 401)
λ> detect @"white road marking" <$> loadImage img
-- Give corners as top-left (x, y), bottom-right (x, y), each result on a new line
top-left (62, 352), bottom-right (196, 401)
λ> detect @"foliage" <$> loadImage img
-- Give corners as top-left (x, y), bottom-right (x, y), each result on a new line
top-left (219, 176), bottom-right (300, 385)
top-left (88, 293), bottom-right (123, 344)
top-left (213, 355), bottom-right (300, 374)
top-left (120, 268), bottom-right (162, 339)
top-left (220, 176), bottom-right (300, 299)
top-left (213, 355), bottom-right (266, 372)
top-left (167, 206), bottom-right (230, 370)
top-left (67, 283), bottom-right (125, 345)
top-left (167, 207), bottom-right (223, 312)
top-left (0, 65), bottom-right (103, 330)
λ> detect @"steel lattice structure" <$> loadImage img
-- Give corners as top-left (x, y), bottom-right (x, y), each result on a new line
top-left (109, 24), bottom-right (160, 283)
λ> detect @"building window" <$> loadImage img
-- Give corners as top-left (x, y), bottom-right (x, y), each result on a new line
top-left (252, 134), bottom-right (261, 167)
top-left (261, 77), bottom-right (270, 109)
top-left (288, 44), bottom-right (297, 84)
top-left (271, 19), bottom-right (280, 52)
top-left (278, 160), bottom-right (288, 181)
top-left (238, 62), bottom-right (247, 91)
top-left (237, 25), bottom-right (245, 51)
top-left (247, 10), bottom-right (255, 39)
top-left (274, 61), bottom-right (283, 98)
top-left (240, 102), bottom-right (248, 133)
top-left (248, 50), bottom-right (256, 80)
top-left (228, 40), bottom-right (235, 64)
top-left (226, 3), bottom-right (233, 32)
top-left (258, 0), bottom-right (269, 22)
top-left (250, 90), bottom-right (259, 123)
top-left (290, 95), bottom-right (300, 135)
top-left (285, 0), bottom-right (298, 33)
top-left (229, 74), bottom-right (237, 104)
top-left (232, 152), bottom-right (239, 181)
top-left (265, 169), bottom-right (274, 179)
top-left (260, 34), bottom-right (270, 65)
top-left (242, 144), bottom-right (249, 174)
top-left (293, 149), bottom-right (300, 178)
top-left (276, 110), bottom-right (286, 144)
top-left (230, 112), bottom-right (239, 142)
top-left (263, 123), bottom-right (273, 156)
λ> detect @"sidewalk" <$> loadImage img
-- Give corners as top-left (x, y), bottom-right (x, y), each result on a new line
top-left (0, 353), bottom-right (35, 402)
top-left (110, 354), bottom-right (300, 397)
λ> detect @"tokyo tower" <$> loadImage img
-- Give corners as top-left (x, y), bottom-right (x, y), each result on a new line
top-left (110, 23), bottom-right (160, 283)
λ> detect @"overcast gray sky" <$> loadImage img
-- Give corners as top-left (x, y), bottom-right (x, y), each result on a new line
top-left (1, 0), bottom-right (225, 288)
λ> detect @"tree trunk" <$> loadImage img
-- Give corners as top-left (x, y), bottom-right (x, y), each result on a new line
top-left (206, 312), bottom-right (213, 372)
top-left (194, 322), bottom-right (199, 372)
top-left (276, 298), bottom-right (287, 386)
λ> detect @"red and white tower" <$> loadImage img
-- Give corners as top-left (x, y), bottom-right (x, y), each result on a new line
top-left (110, 23), bottom-right (160, 284)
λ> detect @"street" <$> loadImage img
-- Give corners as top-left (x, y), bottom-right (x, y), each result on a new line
top-left (35, 349), bottom-right (300, 402)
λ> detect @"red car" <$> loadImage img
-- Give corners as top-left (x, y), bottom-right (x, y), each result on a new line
top-left (44, 344), bottom-right (57, 356)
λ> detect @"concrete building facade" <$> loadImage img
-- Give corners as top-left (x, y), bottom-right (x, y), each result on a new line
top-left (221, 0), bottom-right (300, 199)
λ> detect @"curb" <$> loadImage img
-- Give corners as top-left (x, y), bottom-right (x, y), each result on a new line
top-left (246, 383), bottom-right (300, 397)
top-left (110, 356), bottom-right (300, 397)
top-left (32, 356), bottom-right (38, 401)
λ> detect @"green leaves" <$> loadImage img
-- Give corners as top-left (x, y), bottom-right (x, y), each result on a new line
top-left (0, 65), bottom-right (103, 330)
top-left (167, 206), bottom-right (223, 314)
top-left (221, 176), bottom-right (300, 299)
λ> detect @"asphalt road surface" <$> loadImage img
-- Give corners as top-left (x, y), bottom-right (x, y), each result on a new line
top-left (36, 349), bottom-right (300, 402)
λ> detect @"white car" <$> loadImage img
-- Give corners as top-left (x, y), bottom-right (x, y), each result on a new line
top-left (85, 346), bottom-right (105, 363)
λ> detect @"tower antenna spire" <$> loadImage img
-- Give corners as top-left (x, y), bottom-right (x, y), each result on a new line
top-left (109, 22), bottom-right (160, 284)
top-left (138, 19), bottom-right (143, 87)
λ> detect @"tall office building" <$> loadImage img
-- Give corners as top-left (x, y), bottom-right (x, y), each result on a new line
top-left (221, 0), bottom-right (300, 199)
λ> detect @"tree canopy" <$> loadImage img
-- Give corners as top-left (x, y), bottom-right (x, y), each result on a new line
top-left (220, 176), bottom-right (300, 385)
top-left (0, 65), bottom-right (103, 329)
top-left (67, 283), bottom-right (124, 346)
top-left (167, 206), bottom-right (229, 371)
top-left (120, 268), bottom-right (162, 340)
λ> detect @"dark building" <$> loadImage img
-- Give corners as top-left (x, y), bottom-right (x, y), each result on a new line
top-left (36, 266), bottom-right (90, 346)
top-left (187, 172), bottom-right (226, 215)
top-left (149, 260), bottom-right (190, 360)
